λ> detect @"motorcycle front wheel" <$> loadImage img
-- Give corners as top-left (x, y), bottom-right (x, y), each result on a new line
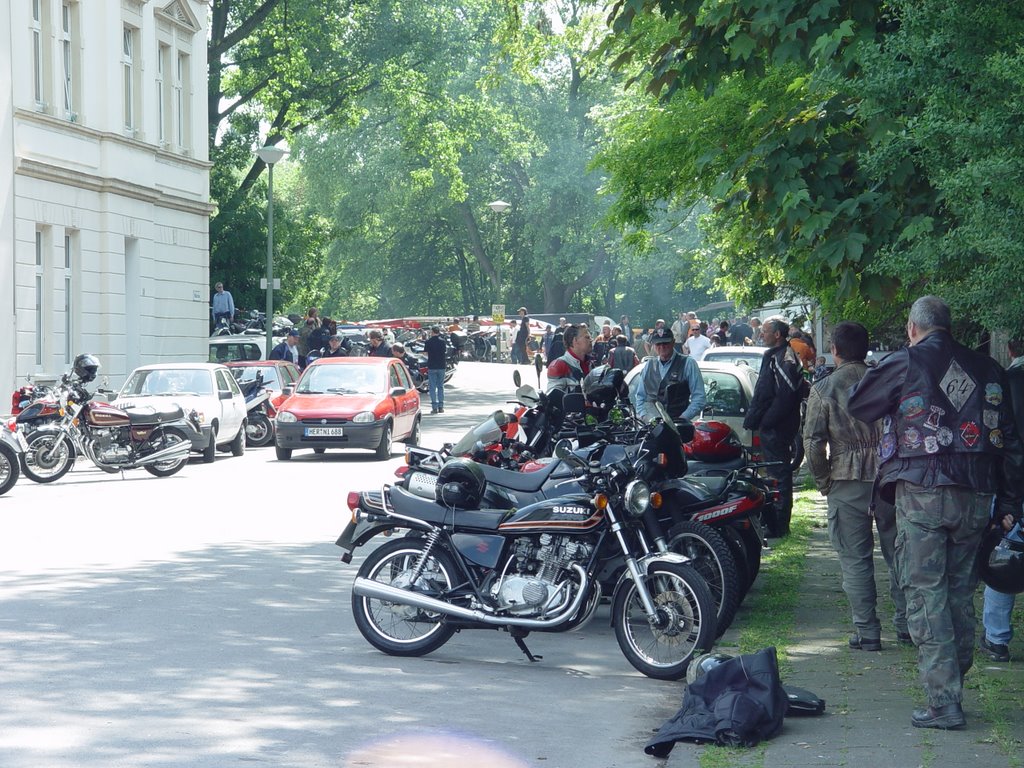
top-left (613, 562), bottom-right (716, 680)
top-left (245, 412), bottom-right (274, 447)
top-left (351, 538), bottom-right (458, 657)
top-left (667, 521), bottom-right (741, 637)
top-left (20, 431), bottom-right (75, 483)
top-left (144, 427), bottom-right (191, 478)
top-left (0, 442), bottom-right (20, 495)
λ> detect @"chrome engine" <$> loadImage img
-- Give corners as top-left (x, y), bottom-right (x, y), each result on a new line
top-left (491, 533), bottom-right (593, 615)
top-left (86, 429), bottom-right (130, 465)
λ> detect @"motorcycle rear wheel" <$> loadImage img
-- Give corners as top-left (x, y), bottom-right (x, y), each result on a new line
top-left (668, 521), bottom-right (741, 636)
top-left (21, 431), bottom-right (75, 483)
top-left (351, 538), bottom-right (458, 657)
top-left (245, 412), bottom-right (274, 447)
top-left (144, 428), bottom-right (190, 478)
top-left (0, 442), bottom-right (20, 495)
top-left (613, 562), bottom-right (716, 680)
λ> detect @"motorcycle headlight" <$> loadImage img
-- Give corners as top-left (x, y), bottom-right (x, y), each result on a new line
top-left (277, 411), bottom-right (297, 423)
top-left (624, 480), bottom-right (651, 517)
top-left (352, 411), bottom-right (375, 424)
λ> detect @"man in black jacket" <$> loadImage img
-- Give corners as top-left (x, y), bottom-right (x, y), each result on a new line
top-left (424, 325), bottom-right (448, 413)
top-left (743, 315), bottom-right (805, 537)
top-left (848, 296), bottom-right (1024, 730)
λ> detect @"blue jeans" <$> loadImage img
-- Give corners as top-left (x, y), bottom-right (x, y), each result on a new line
top-left (427, 369), bottom-right (444, 410)
top-left (982, 522), bottom-right (1022, 645)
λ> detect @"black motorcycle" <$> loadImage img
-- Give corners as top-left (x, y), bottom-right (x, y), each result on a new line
top-left (337, 433), bottom-right (717, 680)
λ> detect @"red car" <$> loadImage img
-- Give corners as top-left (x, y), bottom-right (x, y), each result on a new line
top-left (273, 357), bottom-right (421, 460)
top-left (225, 360), bottom-right (301, 412)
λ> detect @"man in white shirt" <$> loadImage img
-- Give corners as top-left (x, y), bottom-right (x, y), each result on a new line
top-left (684, 325), bottom-right (712, 361)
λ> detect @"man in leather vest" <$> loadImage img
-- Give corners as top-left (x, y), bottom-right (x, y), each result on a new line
top-left (743, 315), bottom-right (805, 537)
top-left (545, 323), bottom-right (592, 394)
top-left (803, 321), bottom-right (909, 653)
top-left (634, 327), bottom-right (706, 422)
top-left (848, 296), bottom-right (1024, 730)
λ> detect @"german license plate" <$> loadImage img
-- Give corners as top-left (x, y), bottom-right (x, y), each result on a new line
top-left (305, 426), bottom-right (343, 437)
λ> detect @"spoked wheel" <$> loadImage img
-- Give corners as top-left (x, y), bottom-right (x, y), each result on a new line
top-left (20, 431), bottom-right (75, 483)
top-left (246, 412), bottom-right (274, 447)
top-left (0, 442), bottom-right (20, 495)
top-left (613, 562), bottom-right (716, 680)
top-left (144, 428), bottom-right (190, 478)
top-left (351, 538), bottom-right (458, 657)
top-left (668, 520), bottom-right (741, 636)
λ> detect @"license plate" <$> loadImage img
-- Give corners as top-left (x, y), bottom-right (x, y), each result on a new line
top-left (305, 426), bottom-right (343, 437)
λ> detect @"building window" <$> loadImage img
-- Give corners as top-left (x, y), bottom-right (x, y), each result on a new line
top-left (156, 44), bottom-right (168, 144)
top-left (175, 52), bottom-right (190, 150)
top-left (63, 233), bottom-right (75, 364)
top-left (35, 230), bottom-right (45, 366)
top-left (31, 0), bottom-right (50, 108)
top-left (60, 1), bottom-right (81, 120)
top-left (123, 26), bottom-right (135, 131)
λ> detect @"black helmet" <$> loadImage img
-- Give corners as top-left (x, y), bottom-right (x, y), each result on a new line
top-left (582, 365), bottom-right (625, 405)
top-left (435, 458), bottom-right (487, 509)
top-left (979, 526), bottom-right (1024, 594)
top-left (686, 651), bottom-right (735, 685)
top-left (72, 353), bottom-right (101, 383)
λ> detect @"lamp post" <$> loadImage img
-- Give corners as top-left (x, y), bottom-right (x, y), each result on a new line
top-left (256, 144), bottom-right (288, 358)
top-left (486, 200), bottom-right (510, 362)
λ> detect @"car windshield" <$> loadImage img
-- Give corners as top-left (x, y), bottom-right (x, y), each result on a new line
top-left (231, 366), bottom-right (280, 388)
top-left (298, 365), bottom-right (384, 394)
top-left (121, 369), bottom-right (214, 396)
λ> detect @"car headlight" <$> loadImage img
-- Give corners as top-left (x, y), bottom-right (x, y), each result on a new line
top-left (277, 411), bottom-right (297, 423)
top-left (352, 411), bottom-right (375, 424)
top-left (624, 480), bottom-right (651, 517)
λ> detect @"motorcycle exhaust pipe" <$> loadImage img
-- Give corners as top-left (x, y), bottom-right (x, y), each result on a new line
top-left (352, 563), bottom-right (590, 629)
top-left (135, 440), bottom-right (192, 466)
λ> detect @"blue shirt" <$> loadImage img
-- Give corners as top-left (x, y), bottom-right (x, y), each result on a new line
top-left (212, 290), bottom-right (235, 318)
top-left (634, 352), bottom-right (706, 421)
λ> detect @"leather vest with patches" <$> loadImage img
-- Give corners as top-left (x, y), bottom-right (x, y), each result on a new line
top-left (882, 333), bottom-right (1008, 462)
top-left (641, 353), bottom-right (692, 418)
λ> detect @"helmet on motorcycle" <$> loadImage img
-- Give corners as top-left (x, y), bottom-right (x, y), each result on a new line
top-left (582, 365), bottom-right (626, 406)
top-left (685, 421), bottom-right (743, 461)
top-left (435, 458), bottom-right (487, 509)
top-left (72, 353), bottom-right (101, 383)
top-left (978, 525), bottom-right (1024, 594)
top-left (686, 651), bottom-right (735, 686)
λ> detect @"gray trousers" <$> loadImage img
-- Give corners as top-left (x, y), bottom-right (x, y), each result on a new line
top-left (826, 480), bottom-right (907, 640)
top-left (895, 481), bottom-right (991, 708)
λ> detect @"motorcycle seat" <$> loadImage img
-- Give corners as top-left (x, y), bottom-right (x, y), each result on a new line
top-left (479, 459), bottom-right (564, 493)
top-left (684, 474), bottom-right (731, 498)
top-left (389, 486), bottom-right (509, 530)
top-left (124, 405), bottom-right (185, 425)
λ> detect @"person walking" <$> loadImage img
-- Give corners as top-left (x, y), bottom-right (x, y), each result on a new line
top-left (802, 321), bottom-right (909, 652)
top-left (848, 296), bottom-right (1024, 730)
top-left (743, 315), bottom-right (806, 537)
top-left (424, 325), bottom-right (447, 413)
top-left (514, 307), bottom-right (531, 364)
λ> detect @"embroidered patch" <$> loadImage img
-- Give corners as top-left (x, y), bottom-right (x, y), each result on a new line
top-left (983, 409), bottom-right (1000, 430)
top-left (990, 428), bottom-right (1004, 448)
top-left (924, 435), bottom-right (939, 454)
top-left (985, 383), bottom-right (1003, 406)
top-left (936, 426), bottom-right (954, 447)
top-left (902, 427), bottom-right (923, 450)
top-left (940, 359), bottom-right (977, 412)
top-left (923, 405), bottom-right (946, 432)
top-left (960, 421), bottom-right (980, 448)
top-left (898, 394), bottom-right (927, 420)
top-left (879, 432), bottom-right (897, 460)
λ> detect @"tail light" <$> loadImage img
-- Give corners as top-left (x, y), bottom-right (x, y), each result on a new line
top-left (346, 492), bottom-right (361, 511)
top-left (394, 465), bottom-right (409, 478)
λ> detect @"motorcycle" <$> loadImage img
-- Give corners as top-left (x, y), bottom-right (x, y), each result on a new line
top-left (18, 358), bottom-right (201, 482)
top-left (232, 370), bottom-right (275, 448)
top-left (0, 420), bottom-right (27, 495)
top-left (337, 409), bottom-right (717, 680)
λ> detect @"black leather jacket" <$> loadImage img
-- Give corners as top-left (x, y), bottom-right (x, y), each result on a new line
top-left (743, 342), bottom-right (804, 439)
top-left (847, 330), bottom-right (1024, 520)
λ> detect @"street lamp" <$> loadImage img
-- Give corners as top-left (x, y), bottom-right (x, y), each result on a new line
top-left (486, 200), bottom-right (511, 362)
top-left (256, 144), bottom-right (288, 359)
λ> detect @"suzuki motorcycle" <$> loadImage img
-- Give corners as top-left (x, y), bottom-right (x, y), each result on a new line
top-left (338, 417), bottom-right (716, 680)
top-left (19, 360), bottom-right (200, 482)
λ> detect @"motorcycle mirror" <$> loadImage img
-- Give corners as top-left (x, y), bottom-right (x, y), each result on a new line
top-left (654, 400), bottom-right (679, 437)
top-left (516, 385), bottom-right (540, 407)
top-left (534, 352), bottom-right (544, 387)
top-left (513, 370), bottom-right (522, 387)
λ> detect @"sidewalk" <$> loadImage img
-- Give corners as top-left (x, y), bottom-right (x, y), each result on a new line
top-left (667, 495), bottom-right (1022, 767)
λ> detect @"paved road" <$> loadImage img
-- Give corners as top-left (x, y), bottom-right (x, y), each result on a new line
top-left (0, 362), bottom-right (680, 768)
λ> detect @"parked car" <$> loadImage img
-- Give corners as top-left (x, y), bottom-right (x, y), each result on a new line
top-left (209, 335), bottom-right (265, 364)
top-left (273, 357), bottom-right (421, 461)
top-left (700, 345), bottom-right (768, 368)
top-left (114, 363), bottom-right (247, 462)
top-left (625, 360), bottom-right (760, 450)
top-left (225, 360), bottom-right (301, 412)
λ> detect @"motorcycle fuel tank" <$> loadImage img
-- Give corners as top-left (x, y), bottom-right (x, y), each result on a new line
top-left (498, 493), bottom-right (602, 534)
top-left (84, 402), bottom-right (131, 427)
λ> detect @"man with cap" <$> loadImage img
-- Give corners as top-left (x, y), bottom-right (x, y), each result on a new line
top-left (633, 326), bottom-right (706, 422)
top-left (270, 328), bottom-right (304, 368)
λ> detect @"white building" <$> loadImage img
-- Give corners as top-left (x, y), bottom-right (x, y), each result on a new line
top-left (0, 0), bottom-right (212, 395)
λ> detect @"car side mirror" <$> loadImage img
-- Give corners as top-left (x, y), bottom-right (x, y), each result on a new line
top-left (513, 370), bottom-right (522, 387)
top-left (282, 385), bottom-right (294, 396)
top-left (390, 387), bottom-right (407, 397)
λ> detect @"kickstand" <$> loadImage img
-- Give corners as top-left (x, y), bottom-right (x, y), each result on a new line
top-left (510, 628), bottom-right (542, 662)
